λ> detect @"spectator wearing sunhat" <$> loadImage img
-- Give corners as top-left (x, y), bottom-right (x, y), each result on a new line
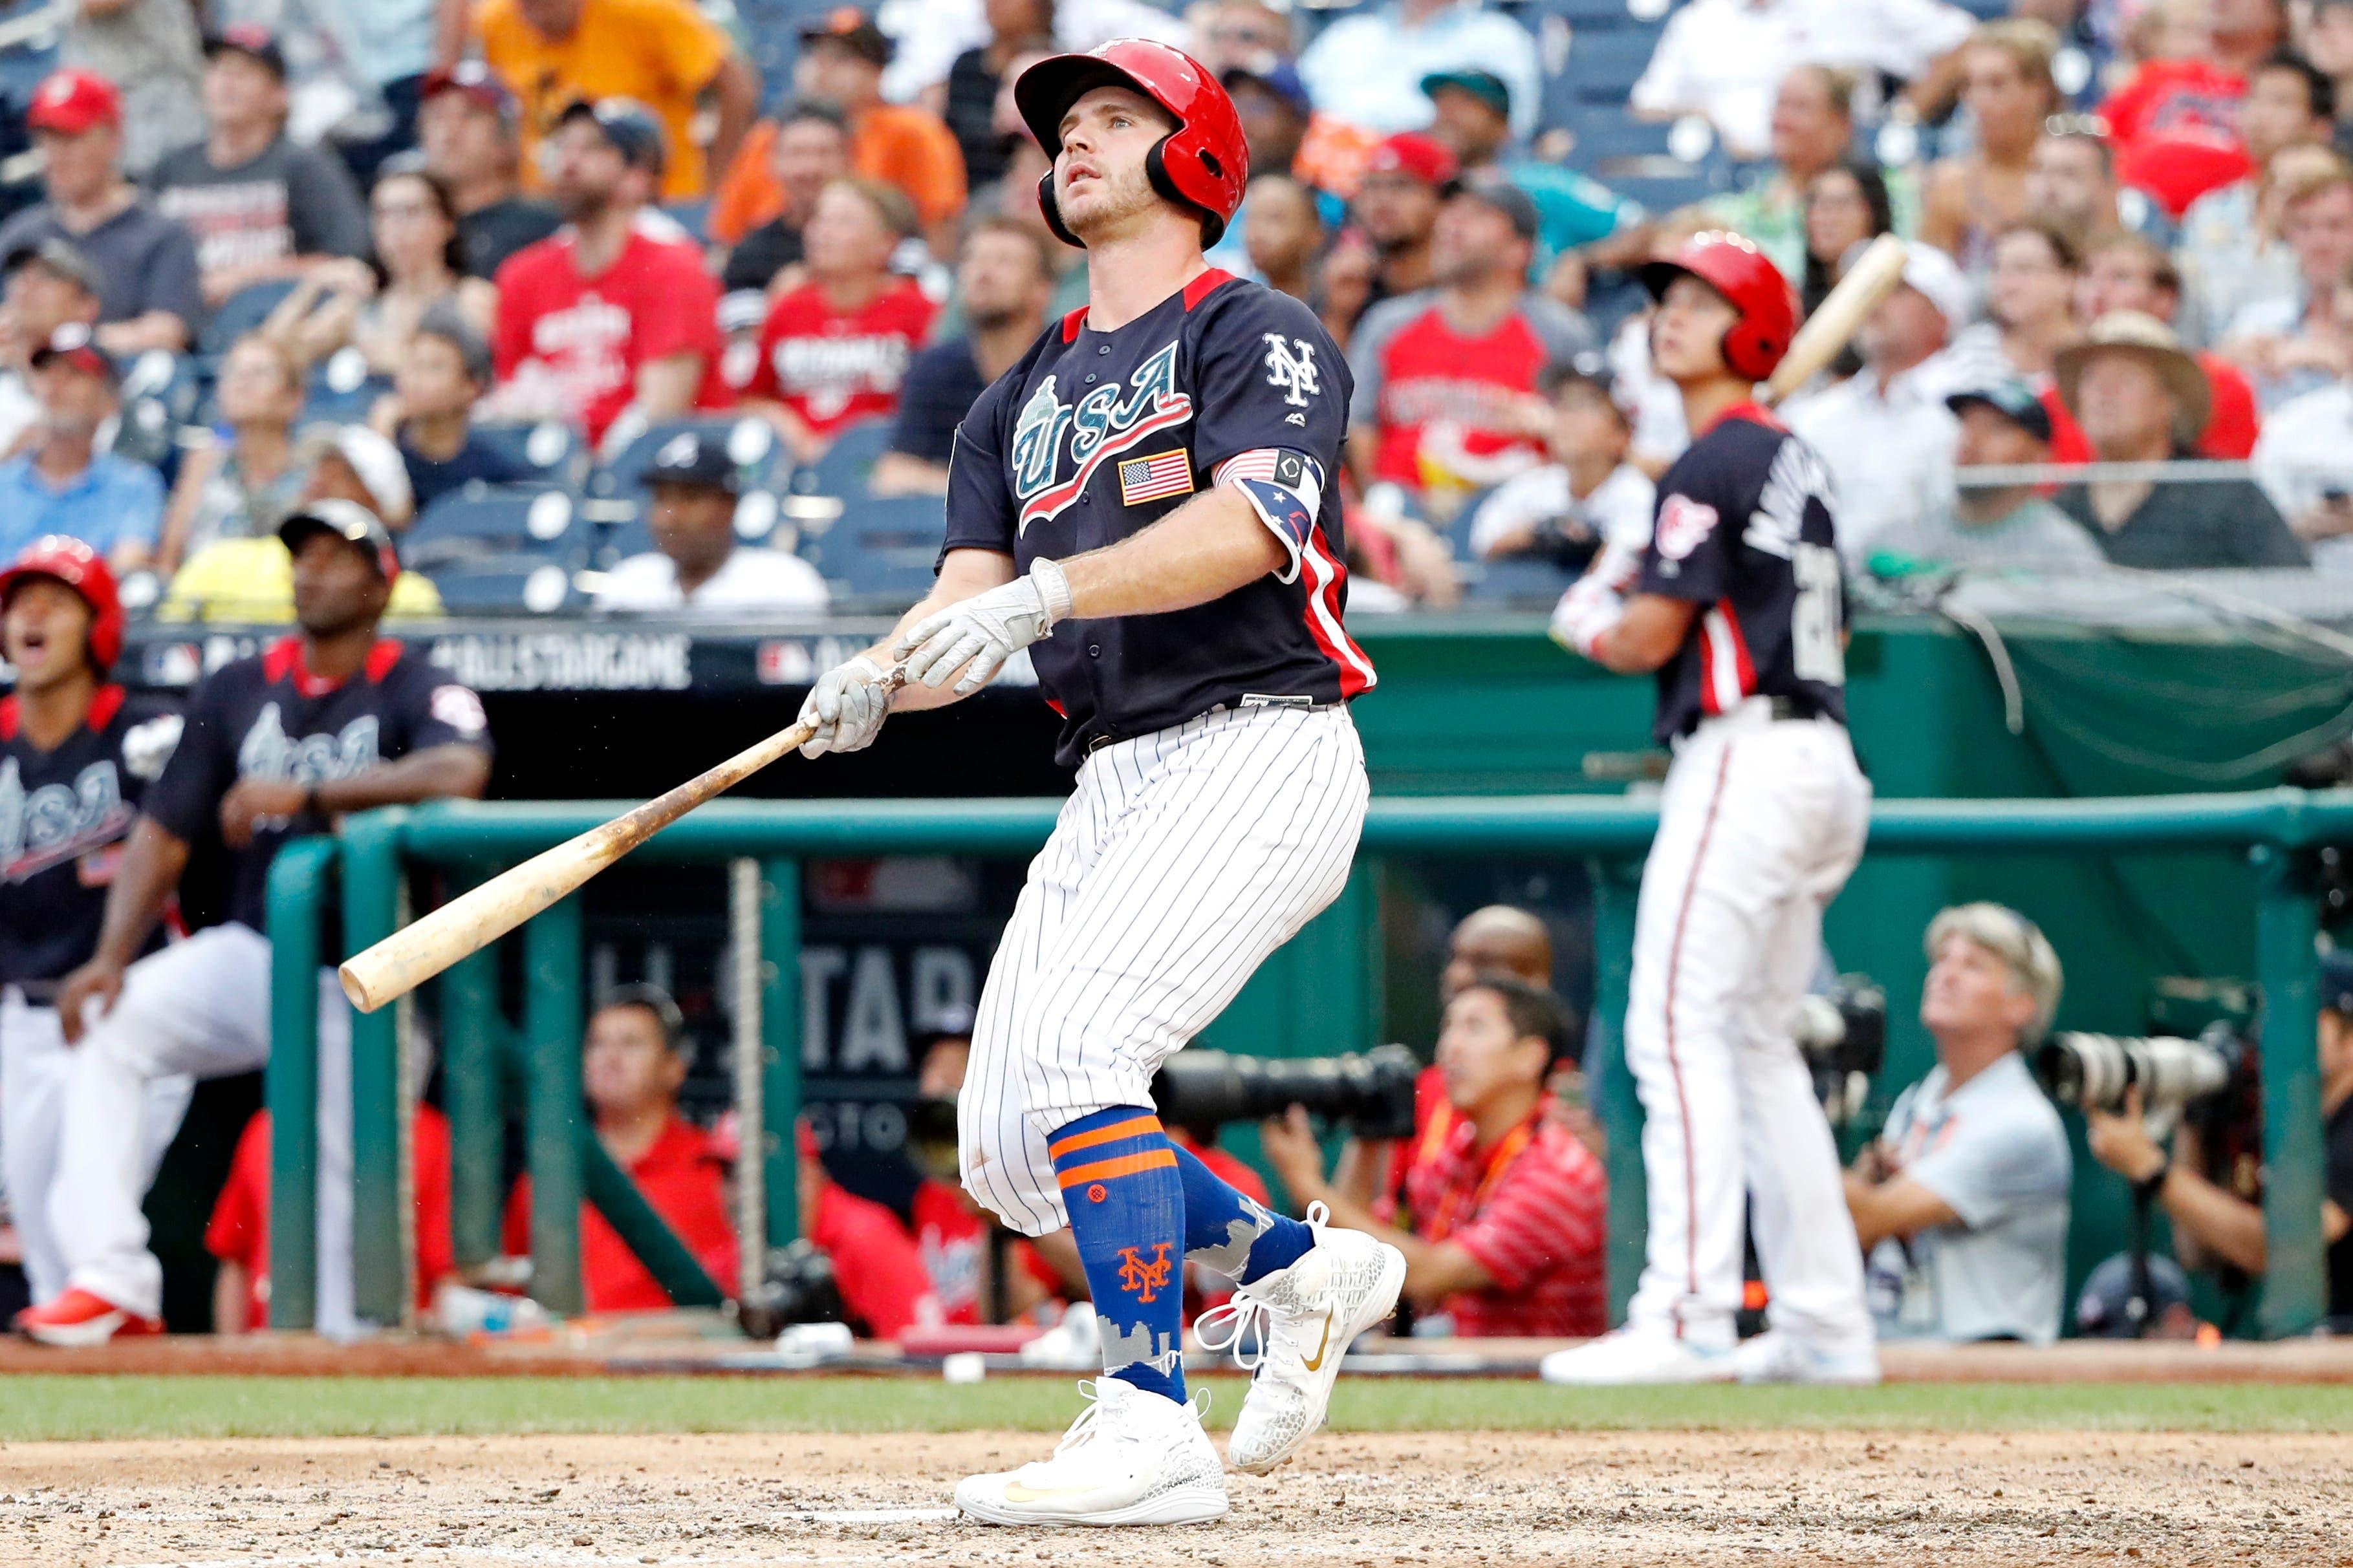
top-left (1297, 0), bottom-right (1539, 143)
top-left (2052, 312), bottom-right (2311, 569)
top-left (1420, 68), bottom-right (1631, 272)
top-left (710, 10), bottom-right (962, 252)
top-left (151, 28), bottom-right (371, 309)
top-left (0, 70), bottom-right (201, 355)
top-left (592, 429), bottom-right (829, 615)
top-left (0, 327), bottom-right (162, 569)
top-left (489, 98), bottom-right (730, 449)
top-left (417, 63), bottom-right (563, 282)
top-left (472, 0), bottom-right (759, 202)
top-left (1872, 382), bottom-right (2106, 572)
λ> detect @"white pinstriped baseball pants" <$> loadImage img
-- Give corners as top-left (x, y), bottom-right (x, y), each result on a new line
top-left (959, 703), bottom-right (1369, 1236)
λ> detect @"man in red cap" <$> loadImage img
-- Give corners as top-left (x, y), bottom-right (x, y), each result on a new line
top-left (1546, 231), bottom-right (1877, 1388)
top-left (417, 63), bottom-right (561, 282)
top-left (796, 38), bottom-right (1400, 1528)
top-left (0, 69), bottom-right (200, 356)
top-left (1353, 130), bottom-right (1454, 311)
top-left (0, 539), bottom-right (191, 1323)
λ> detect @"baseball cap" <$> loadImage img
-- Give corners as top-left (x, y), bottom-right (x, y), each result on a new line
top-left (279, 499), bottom-right (402, 582)
top-left (2074, 1251), bottom-right (2191, 1338)
top-left (420, 60), bottom-right (519, 130)
top-left (1946, 380), bottom-right (2053, 445)
top-left (29, 322), bottom-right (114, 384)
top-left (202, 25), bottom-right (288, 81)
top-left (798, 7), bottom-right (893, 66)
top-left (1421, 67), bottom-right (1511, 122)
top-left (5, 237), bottom-right (105, 298)
top-left (26, 68), bottom-right (121, 135)
top-left (1543, 349), bottom-right (1637, 420)
top-left (303, 424), bottom-right (417, 528)
top-left (1221, 54), bottom-right (1314, 120)
top-left (1895, 242), bottom-right (1973, 330)
top-left (642, 429), bottom-right (741, 494)
top-left (1451, 170), bottom-right (1540, 242)
top-left (556, 97), bottom-right (667, 175)
top-left (1361, 130), bottom-right (1458, 189)
top-left (415, 301), bottom-right (493, 387)
top-left (2321, 949), bottom-right (2353, 1014)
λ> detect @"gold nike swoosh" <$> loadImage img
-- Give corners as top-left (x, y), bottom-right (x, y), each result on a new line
top-left (1001, 1481), bottom-right (1096, 1504)
top-left (1300, 1314), bottom-right (1334, 1373)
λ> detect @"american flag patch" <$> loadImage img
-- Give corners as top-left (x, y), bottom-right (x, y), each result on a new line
top-left (1117, 449), bottom-right (1195, 506)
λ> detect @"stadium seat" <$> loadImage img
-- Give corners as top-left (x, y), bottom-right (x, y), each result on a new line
top-left (470, 420), bottom-right (589, 487)
top-left (424, 555), bottom-right (583, 615)
top-left (1567, 30), bottom-right (1661, 100)
top-left (790, 416), bottom-right (895, 501)
top-left (587, 415), bottom-right (789, 510)
top-left (1460, 555), bottom-right (1577, 607)
top-left (404, 482), bottom-right (585, 573)
top-left (200, 278), bottom-right (303, 358)
top-left (305, 348), bottom-right (389, 425)
top-left (799, 493), bottom-right (948, 610)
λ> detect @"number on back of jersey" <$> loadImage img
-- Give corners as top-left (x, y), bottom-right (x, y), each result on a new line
top-left (1792, 542), bottom-right (1844, 685)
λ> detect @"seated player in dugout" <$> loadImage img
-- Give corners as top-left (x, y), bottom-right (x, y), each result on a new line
top-left (1257, 976), bottom-right (1609, 1337)
top-left (503, 986), bottom-right (739, 1313)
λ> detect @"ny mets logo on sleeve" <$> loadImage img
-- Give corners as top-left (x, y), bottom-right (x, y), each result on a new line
top-left (1118, 450), bottom-right (1195, 505)
top-left (1263, 334), bottom-right (1321, 408)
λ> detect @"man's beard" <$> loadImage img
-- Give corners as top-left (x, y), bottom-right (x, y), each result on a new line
top-left (1061, 164), bottom-right (1160, 241)
top-left (556, 184), bottom-right (614, 224)
top-left (968, 302), bottom-right (1026, 332)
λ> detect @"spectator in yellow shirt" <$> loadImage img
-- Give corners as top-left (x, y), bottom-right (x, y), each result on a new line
top-left (472, 0), bottom-right (760, 201)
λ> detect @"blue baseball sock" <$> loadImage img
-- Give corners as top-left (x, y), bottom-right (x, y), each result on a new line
top-left (1173, 1141), bottom-right (1314, 1285)
top-left (1048, 1107), bottom-right (1187, 1403)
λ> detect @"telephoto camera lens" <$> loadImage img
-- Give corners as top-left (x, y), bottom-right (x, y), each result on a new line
top-left (1152, 1043), bottom-right (1423, 1141)
top-left (2034, 1028), bottom-right (2239, 1115)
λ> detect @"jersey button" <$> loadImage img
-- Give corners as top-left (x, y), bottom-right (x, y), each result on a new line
top-left (1087, 643), bottom-right (1102, 658)
top-left (1098, 345), bottom-right (1111, 355)
top-left (1085, 373), bottom-right (1096, 384)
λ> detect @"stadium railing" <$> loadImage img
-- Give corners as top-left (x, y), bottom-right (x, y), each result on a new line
top-left (266, 789), bottom-right (2353, 1337)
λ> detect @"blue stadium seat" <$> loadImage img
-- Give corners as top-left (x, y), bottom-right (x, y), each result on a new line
top-left (424, 555), bottom-right (583, 615)
top-left (1567, 29), bottom-right (1660, 100)
top-left (305, 349), bottom-right (389, 424)
top-left (799, 493), bottom-right (947, 611)
top-left (470, 420), bottom-right (589, 487)
top-left (1565, 115), bottom-right (1676, 169)
top-left (789, 416), bottom-right (894, 501)
top-left (200, 278), bottom-right (302, 358)
top-left (587, 414), bottom-right (789, 508)
top-left (1460, 554), bottom-right (1576, 607)
top-left (404, 482), bottom-right (584, 573)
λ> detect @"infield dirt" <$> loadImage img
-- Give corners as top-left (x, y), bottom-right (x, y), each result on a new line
top-left (1, 1428), bottom-right (2343, 1568)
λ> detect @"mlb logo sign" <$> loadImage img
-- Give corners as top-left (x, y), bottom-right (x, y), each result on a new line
top-left (1117, 450), bottom-right (1194, 506)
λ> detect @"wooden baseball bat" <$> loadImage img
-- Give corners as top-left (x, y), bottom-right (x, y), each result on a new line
top-left (338, 666), bottom-right (906, 1014)
top-left (1760, 233), bottom-right (1909, 406)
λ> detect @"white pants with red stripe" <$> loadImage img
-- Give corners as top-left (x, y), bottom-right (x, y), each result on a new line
top-left (1621, 698), bottom-right (1874, 1352)
top-left (959, 703), bottom-right (1368, 1236)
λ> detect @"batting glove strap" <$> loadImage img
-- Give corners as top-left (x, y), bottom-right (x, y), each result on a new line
top-left (1550, 579), bottom-right (1626, 663)
top-left (1029, 557), bottom-right (1075, 628)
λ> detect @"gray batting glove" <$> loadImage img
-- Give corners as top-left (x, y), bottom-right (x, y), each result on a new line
top-left (797, 655), bottom-right (891, 758)
top-left (892, 561), bottom-right (1074, 695)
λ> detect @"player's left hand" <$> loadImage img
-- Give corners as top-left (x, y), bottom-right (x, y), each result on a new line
top-left (219, 778), bottom-right (310, 849)
top-left (892, 561), bottom-right (1074, 694)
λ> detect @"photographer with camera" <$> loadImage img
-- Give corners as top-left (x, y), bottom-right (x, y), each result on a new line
top-left (1255, 976), bottom-right (1607, 1338)
top-left (1845, 905), bottom-right (2075, 1346)
top-left (2083, 952), bottom-right (2353, 1322)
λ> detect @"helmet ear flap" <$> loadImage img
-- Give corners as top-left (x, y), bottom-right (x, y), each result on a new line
top-left (1037, 169), bottom-right (1081, 248)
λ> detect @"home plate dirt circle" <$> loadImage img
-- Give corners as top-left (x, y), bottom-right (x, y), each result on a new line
top-left (3, 1428), bottom-right (2346, 1567)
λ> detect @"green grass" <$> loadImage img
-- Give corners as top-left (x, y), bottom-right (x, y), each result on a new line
top-left (0, 1376), bottom-right (2344, 1443)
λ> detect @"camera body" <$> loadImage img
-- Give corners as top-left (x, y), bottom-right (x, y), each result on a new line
top-left (1152, 1043), bottom-right (1423, 1141)
top-left (734, 1239), bottom-right (847, 1338)
top-left (1794, 974), bottom-right (1887, 1126)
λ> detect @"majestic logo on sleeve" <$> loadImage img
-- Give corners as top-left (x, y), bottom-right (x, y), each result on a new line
top-left (236, 703), bottom-right (383, 784)
top-left (1263, 334), bottom-right (1321, 407)
top-left (0, 758), bottom-right (132, 883)
top-left (1010, 341), bottom-right (1193, 533)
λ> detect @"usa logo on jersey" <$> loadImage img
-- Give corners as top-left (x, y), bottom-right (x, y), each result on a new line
top-left (1010, 342), bottom-right (1193, 533)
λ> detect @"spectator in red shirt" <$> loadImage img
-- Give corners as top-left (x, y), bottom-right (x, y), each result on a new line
top-left (2097, 0), bottom-right (2257, 219)
top-left (794, 1121), bottom-right (944, 1338)
top-left (741, 176), bottom-right (936, 462)
top-left (1261, 976), bottom-right (1607, 1338)
top-left (904, 1024), bottom-right (1065, 1323)
top-left (503, 985), bottom-right (739, 1313)
top-left (488, 98), bottom-right (728, 450)
top-left (207, 1106), bottom-right (455, 1333)
top-left (2063, 232), bottom-right (2261, 459)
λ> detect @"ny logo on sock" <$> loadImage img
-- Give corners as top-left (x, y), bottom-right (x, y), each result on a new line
top-left (1115, 1243), bottom-right (1174, 1304)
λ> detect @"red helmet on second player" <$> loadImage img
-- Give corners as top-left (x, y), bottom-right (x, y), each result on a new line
top-left (1640, 231), bottom-right (1798, 381)
top-left (1014, 38), bottom-right (1248, 248)
top-left (0, 533), bottom-right (124, 673)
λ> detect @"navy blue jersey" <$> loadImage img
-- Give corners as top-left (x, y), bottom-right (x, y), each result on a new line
top-left (1636, 405), bottom-right (1847, 744)
top-left (143, 636), bottom-right (492, 931)
top-left (0, 687), bottom-right (182, 985)
top-left (940, 269), bottom-right (1376, 766)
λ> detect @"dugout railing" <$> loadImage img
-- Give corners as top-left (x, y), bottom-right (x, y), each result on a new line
top-left (263, 789), bottom-right (2353, 1339)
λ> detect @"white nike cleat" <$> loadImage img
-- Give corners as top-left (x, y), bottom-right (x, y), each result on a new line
top-left (1730, 1328), bottom-right (1881, 1386)
top-left (1538, 1326), bottom-right (1735, 1386)
top-left (1195, 1203), bottom-right (1407, 1476)
top-left (955, 1377), bottom-right (1228, 1527)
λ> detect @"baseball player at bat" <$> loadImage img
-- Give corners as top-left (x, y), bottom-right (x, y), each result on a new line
top-left (796, 39), bottom-right (1406, 1528)
top-left (14, 504), bottom-right (491, 1346)
top-left (1542, 233), bottom-right (1878, 1386)
top-left (1, 539), bottom-right (193, 1315)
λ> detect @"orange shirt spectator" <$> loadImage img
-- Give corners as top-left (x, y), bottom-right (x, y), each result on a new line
top-left (206, 1107), bottom-right (456, 1331)
top-left (503, 1114), bottom-right (740, 1313)
top-left (710, 11), bottom-right (963, 243)
top-left (475, 0), bottom-right (750, 200)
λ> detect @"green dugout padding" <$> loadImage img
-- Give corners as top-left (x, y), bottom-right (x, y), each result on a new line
top-left (272, 789), bottom-right (2347, 1339)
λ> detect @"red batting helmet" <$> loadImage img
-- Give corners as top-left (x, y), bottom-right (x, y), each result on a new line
top-left (1015, 39), bottom-right (1248, 248)
top-left (0, 534), bottom-right (124, 673)
top-left (1640, 231), bottom-right (1797, 381)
